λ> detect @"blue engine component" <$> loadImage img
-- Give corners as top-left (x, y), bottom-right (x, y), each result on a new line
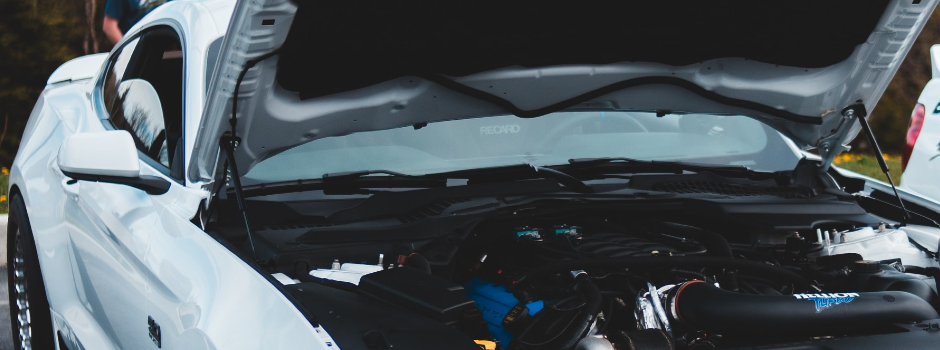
top-left (464, 278), bottom-right (543, 345)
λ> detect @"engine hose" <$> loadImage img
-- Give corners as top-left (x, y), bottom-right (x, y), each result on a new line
top-left (404, 253), bottom-right (432, 274)
top-left (669, 268), bottom-right (713, 284)
top-left (511, 276), bottom-right (602, 350)
top-left (657, 222), bottom-right (732, 257)
top-left (512, 256), bottom-right (811, 291)
top-left (667, 280), bottom-right (940, 334)
top-left (904, 266), bottom-right (940, 278)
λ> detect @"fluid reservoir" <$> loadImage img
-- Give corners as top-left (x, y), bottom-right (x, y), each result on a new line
top-left (465, 278), bottom-right (544, 344)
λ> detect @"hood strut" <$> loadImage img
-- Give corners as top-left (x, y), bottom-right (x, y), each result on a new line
top-left (220, 51), bottom-right (281, 262)
top-left (221, 137), bottom-right (258, 261)
top-left (846, 104), bottom-right (911, 225)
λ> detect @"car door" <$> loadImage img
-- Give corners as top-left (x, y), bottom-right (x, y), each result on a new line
top-left (63, 25), bottom-right (189, 349)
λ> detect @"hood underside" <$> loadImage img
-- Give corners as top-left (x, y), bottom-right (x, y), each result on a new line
top-left (278, 1), bottom-right (885, 98)
top-left (191, 0), bottom-right (938, 184)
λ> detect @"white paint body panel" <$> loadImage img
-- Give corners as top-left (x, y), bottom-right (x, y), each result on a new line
top-left (8, 0), bottom-right (339, 348)
top-left (901, 44), bottom-right (940, 200)
top-left (47, 53), bottom-right (108, 85)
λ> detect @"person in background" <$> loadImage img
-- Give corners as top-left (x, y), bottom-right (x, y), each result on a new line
top-left (103, 0), bottom-right (168, 44)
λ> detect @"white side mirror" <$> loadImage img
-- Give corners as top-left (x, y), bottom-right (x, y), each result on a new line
top-left (58, 130), bottom-right (140, 177)
top-left (58, 130), bottom-right (169, 194)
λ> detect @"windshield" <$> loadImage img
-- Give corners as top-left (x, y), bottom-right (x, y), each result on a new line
top-left (243, 111), bottom-right (800, 183)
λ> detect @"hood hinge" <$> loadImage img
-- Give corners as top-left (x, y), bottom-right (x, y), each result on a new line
top-left (816, 104), bottom-right (866, 174)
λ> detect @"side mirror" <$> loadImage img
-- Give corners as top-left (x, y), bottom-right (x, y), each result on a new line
top-left (57, 130), bottom-right (170, 195)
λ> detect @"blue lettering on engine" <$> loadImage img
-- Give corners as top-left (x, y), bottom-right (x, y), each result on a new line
top-left (793, 293), bottom-right (859, 312)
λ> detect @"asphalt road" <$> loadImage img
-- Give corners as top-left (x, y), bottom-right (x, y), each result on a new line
top-left (0, 215), bottom-right (13, 350)
top-left (0, 266), bottom-right (10, 350)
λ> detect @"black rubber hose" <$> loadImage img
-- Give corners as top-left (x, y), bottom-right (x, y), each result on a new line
top-left (557, 278), bottom-right (601, 350)
top-left (668, 281), bottom-right (939, 334)
top-left (904, 266), bottom-right (940, 278)
top-left (404, 253), bottom-right (432, 274)
top-left (512, 256), bottom-right (811, 291)
top-left (658, 221), bottom-right (732, 257)
top-left (670, 268), bottom-right (713, 284)
top-left (730, 247), bottom-right (781, 265)
top-left (511, 277), bottom-right (602, 350)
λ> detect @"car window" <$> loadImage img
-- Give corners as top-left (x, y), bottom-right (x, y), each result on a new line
top-left (243, 111), bottom-right (800, 183)
top-left (102, 38), bottom-right (139, 119)
top-left (101, 27), bottom-right (185, 179)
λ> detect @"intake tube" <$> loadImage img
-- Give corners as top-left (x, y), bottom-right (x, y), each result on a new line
top-left (667, 281), bottom-right (939, 334)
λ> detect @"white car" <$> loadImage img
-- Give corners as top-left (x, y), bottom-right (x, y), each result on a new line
top-left (10, 1), bottom-right (940, 349)
top-left (901, 44), bottom-right (940, 201)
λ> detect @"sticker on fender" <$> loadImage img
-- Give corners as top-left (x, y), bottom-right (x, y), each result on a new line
top-left (314, 326), bottom-right (339, 348)
top-left (793, 293), bottom-right (859, 312)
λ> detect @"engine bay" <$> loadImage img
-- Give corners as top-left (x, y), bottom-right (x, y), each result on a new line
top-left (206, 187), bottom-right (940, 350)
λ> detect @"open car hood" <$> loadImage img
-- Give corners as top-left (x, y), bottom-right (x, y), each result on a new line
top-left (190, 0), bottom-right (938, 185)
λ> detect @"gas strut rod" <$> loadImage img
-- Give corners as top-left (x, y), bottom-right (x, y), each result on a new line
top-left (220, 50), bottom-right (281, 263)
top-left (221, 136), bottom-right (258, 262)
top-left (845, 104), bottom-right (911, 224)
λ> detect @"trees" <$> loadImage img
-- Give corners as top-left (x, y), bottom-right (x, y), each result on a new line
top-left (854, 9), bottom-right (940, 155)
top-left (0, 0), bottom-right (110, 166)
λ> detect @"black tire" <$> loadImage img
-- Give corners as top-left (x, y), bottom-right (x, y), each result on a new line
top-left (7, 193), bottom-right (55, 350)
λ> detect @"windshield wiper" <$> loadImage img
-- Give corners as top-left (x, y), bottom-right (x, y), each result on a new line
top-left (322, 169), bottom-right (417, 179)
top-left (242, 165), bottom-right (594, 197)
top-left (331, 166), bottom-right (593, 193)
top-left (237, 172), bottom-right (447, 197)
top-left (531, 165), bottom-right (593, 193)
top-left (566, 157), bottom-right (771, 179)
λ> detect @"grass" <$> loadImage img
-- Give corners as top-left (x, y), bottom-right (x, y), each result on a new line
top-left (832, 153), bottom-right (902, 183)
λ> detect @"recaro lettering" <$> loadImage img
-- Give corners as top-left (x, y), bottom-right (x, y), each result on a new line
top-left (480, 125), bottom-right (521, 135)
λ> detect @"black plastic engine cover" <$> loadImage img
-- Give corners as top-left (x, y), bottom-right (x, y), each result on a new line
top-left (358, 266), bottom-right (488, 336)
top-left (287, 282), bottom-right (482, 350)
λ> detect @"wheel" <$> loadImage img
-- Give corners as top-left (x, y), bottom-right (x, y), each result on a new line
top-left (7, 194), bottom-right (55, 350)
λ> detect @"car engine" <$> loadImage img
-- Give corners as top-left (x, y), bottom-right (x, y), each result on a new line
top-left (244, 203), bottom-right (940, 350)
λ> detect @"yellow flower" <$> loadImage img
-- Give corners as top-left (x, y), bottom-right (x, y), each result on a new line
top-left (834, 153), bottom-right (856, 165)
top-left (1, 167), bottom-right (8, 175)
top-left (0, 195), bottom-right (6, 202)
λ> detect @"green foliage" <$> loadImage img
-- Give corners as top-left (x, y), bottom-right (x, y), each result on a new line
top-left (0, 0), bottom-right (79, 166)
top-left (0, 0), bottom-right (108, 167)
top-left (832, 153), bottom-right (903, 183)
